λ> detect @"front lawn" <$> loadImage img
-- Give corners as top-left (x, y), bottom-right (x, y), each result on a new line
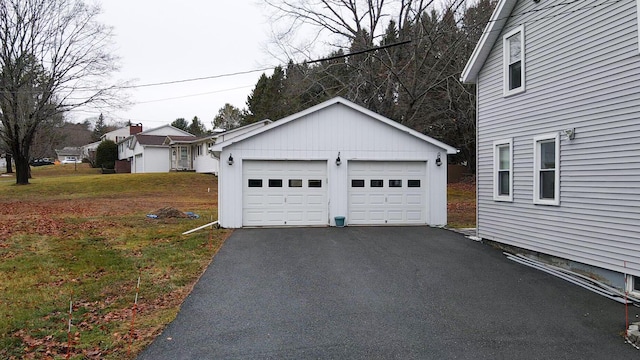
top-left (447, 179), bottom-right (476, 228)
top-left (0, 165), bottom-right (229, 359)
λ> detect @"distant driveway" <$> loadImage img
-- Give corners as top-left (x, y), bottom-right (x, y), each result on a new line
top-left (138, 227), bottom-right (639, 359)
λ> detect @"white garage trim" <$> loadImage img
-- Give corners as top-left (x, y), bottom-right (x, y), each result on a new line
top-left (348, 161), bottom-right (427, 225)
top-left (242, 160), bottom-right (328, 226)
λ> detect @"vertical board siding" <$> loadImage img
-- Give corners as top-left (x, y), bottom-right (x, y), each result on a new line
top-left (477, 0), bottom-right (640, 276)
top-left (217, 103), bottom-right (449, 228)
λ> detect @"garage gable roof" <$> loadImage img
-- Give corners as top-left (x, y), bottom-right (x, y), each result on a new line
top-left (460, 0), bottom-right (516, 84)
top-left (211, 97), bottom-right (458, 154)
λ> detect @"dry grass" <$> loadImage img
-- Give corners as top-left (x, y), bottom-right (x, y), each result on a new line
top-left (0, 164), bottom-right (229, 359)
top-left (447, 179), bottom-right (476, 228)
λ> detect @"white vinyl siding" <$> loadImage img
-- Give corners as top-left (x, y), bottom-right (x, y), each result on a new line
top-left (493, 139), bottom-right (513, 201)
top-left (503, 25), bottom-right (525, 96)
top-left (475, 0), bottom-right (640, 278)
top-left (533, 133), bottom-right (560, 205)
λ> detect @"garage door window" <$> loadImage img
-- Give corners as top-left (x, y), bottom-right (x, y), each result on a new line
top-left (288, 179), bottom-right (302, 187)
top-left (351, 179), bottom-right (365, 187)
top-left (308, 179), bottom-right (322, 188)
top-left (408, 180), bottom-right (421, 187)
top-left (371, 180), bottom-right (383, 187)
top-left (269, 179), bottom-right (283, 187)
top-left (248, 179), bottom-right (262, 187)
top-left (389, 180), bottom-right (402, 187)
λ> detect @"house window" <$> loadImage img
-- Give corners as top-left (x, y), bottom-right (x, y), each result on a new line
top-left (308, 179), bottom-right (322, 188)
top-left (493, 139), bottom-right (513, 201)
top-left (248, 179), bottom-right (262, 187)
top-left (389, 180), bottom-right (402, 188)
top-left (533, 133), bottom-right (560, 205)
top-left (351, 179), bottom-right (365, 187)
top-left (408, 180), bottom-right (421, 188)
top-left (370, 180), bottom-right (383, 188)
top-left (268, 179), bottom-right (283, 187)
top-left (503, 25), bottom-right (525, 96)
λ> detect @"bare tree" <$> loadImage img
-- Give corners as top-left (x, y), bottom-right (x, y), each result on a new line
top-left (0, 0), bottom-right (121, 184)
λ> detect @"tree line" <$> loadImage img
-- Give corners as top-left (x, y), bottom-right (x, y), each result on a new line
top-left (214, 0), bottom-right (496, 171)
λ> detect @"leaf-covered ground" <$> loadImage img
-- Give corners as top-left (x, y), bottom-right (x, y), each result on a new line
top-left (447, 179), bottom-right (476, 228)
top-left (0, 166), bottom-right (229, 359)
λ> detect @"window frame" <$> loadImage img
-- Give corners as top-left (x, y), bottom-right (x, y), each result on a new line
top-left (493, 139), bottom-right (513, 202)
top-left (503, 25), bottom-right (526, 97)
top-left (626, 275), bottom-right (640, 297)
top-left (533, 133), bottom-right (560, 206)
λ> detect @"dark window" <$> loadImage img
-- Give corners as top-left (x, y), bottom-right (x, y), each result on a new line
top-left (634, 276), bottom-right (640, 292)
top-left (269, 179), bottom-right (283, 187)
top-left (288, 179), bottom-right (302, 187)
top-left (351, 179), bottom-right (365, 187)
top-left (308, 179), bottom-right (322, 188)
top-left (370, 180), bottom-right (383, 188)
top-left (248, 179), bottom-right (262, 187)
top-left (389, 180), bottom-right (402, 188)
top-left (408, 180), bottom-right (421, 188)
top-left (509, 61), bottom-right (521, 90)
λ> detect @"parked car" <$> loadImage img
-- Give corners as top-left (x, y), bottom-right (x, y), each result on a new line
top-left (60, 157), bottom-right (81, 164)
top-left (30, 158), bottom-right (55, 166)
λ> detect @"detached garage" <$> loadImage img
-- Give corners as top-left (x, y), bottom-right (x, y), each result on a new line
top-left (211, 97), bottom-right (457, 228)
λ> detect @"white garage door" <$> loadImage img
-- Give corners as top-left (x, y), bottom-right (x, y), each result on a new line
top-left (134, 154), bottom-right (143, 173)
top-left (348, 161), bottom-right (427, 225)
top-left (243, 160), bottom-right (328, 226)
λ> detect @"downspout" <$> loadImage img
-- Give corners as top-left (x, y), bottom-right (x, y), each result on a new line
top-left (475, 80), bottom-right (480, 239)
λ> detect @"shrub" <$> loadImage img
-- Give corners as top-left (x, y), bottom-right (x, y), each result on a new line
top-left (95, 140), bottom-right (117, 169)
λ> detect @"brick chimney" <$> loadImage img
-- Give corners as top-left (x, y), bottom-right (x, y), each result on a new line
top-left (130, 123), bottom-right (143, 135)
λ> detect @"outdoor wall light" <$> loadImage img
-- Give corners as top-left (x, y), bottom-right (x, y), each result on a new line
top-left (227, 153), bottom-right (234, 165)
top-left (435, 152), bottom-right (442, 166)
top-left (563, 128), bottom-right (576, 140)
top-left (336, 152), bottom-right (341, 166)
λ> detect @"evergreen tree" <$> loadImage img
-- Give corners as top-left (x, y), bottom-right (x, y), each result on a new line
top-left (171, 118), bottom-right (189, 131)
top-left (188, 116), bottom-right (206, 136)
top-left (95, 140), bottom-right (117, 169)
top-left (92, 113), bottom-right (107, 142)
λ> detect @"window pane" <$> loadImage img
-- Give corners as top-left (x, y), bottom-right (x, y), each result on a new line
top-left (540, 141), bottom-right (555, 169)
top-left (351, 179), bottom-right (365, 187)
top-left (269, 179), bottom-right (283, 187)
top-left (389, 180), bottom-right (402, 187)
top-left (498, 145), bottom-right (510, 170)
top-left (634, 276), bottom-right (640, 292)
top-left (308, 179), bottom-right (322, 188)
top-left (408, 180), bottom-right (421, 188)
top-left (509, 34), bottom-right (521, 62)
top-left (540, 170), bottom-right (555, 199)
top-left (288, 179), bottom-right (302, 187)
top-left (248, 179), bottom-right (262, 187)
top-left (498, 171), bottom-right (510, 196)
top-left (509, 61), bottom-right (521, 89)
top-left (370, 180), bottom-right (383, 188)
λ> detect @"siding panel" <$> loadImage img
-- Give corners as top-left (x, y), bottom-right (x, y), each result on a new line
top-left (476, 0), bottom-right (640, 276)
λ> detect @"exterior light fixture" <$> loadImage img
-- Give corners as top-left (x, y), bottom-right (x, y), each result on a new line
top-left (435, 152), bottom-right (442, 166)
top-left (336, 152), bottom-right (341, 166)
top-left (563, 128), bottom-right (575, 140)
top-left (227, 153), bottom-right (234, 165)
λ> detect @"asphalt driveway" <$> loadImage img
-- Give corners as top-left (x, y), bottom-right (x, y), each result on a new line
top-left (138, 227), bottom-right (640, 359)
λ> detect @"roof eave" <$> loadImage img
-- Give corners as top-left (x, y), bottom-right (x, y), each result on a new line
top-left (460, 0), bottom-right (517, 84)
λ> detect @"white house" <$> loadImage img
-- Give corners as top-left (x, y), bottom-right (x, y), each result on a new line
top-left (461, 0), bottom-right (640, 292)
top-left (165, 120), bottom-right (272, 174)
top-left (118, 125), bottom-right (194, 173)
top-left (211, 97), bottom-right (457, 228)
top-left (81, 124), bottom-right (143, 162)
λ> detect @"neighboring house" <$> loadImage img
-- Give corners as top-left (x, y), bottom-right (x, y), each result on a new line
top-left (461, 0), bottom-right (640, 292)
top-left (80, 124), bottom-right (144, 162)
top-left (211, 97), bottom-right (457, 228)
top-left (54, 147), bottom-right (81, 163)
top-left (165, 120), bottom-right (272, 174)
top-left (118, 125), bottom-right (195, 173)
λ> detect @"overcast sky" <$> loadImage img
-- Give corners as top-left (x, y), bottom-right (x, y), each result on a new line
top-left (71, 1), bottom-right (276, 131)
